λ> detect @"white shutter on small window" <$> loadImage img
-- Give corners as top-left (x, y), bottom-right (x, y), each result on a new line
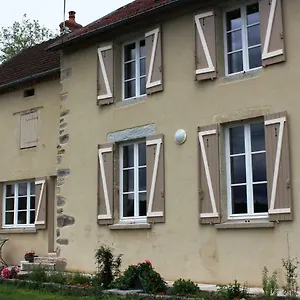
top-left (20, 111), bottom-right (38, 149)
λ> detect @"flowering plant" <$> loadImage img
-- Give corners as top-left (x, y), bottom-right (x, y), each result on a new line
top-left (1, 266), bottom-right (20, 279)
top-left (25, 250), bottom-right (35, 256)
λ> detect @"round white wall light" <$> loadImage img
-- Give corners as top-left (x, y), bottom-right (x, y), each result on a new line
top-left (174, 129), bottom-right (187, 145)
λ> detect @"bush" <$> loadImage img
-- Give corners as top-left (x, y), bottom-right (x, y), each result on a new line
top-left (171, 278), bottom-right (200, 296)
top-left (282, 257), bottom-right (299, 298)
top-left (27, 267), bottom-right (47, 283)
top-left (217, 279), bottom-right (249, 300)
top-left (70, 272), bottom-right (92, 285)
top-left (46, 271), bottom-right (68, 285)
top-left (262, 266), bottom-right (278, 300)
top-left (94, 245), bottom-right (122, 288)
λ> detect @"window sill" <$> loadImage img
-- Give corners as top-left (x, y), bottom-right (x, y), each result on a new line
top-left (219, 68), bottom-right (263, 85)
top-left (0, 228), bottom-right (37, 234)
top-left (108, 223), bottom-right (151, 230)
top-left (215, 220), bottom-right (274, 230)
top-left (116, 96), bottom-right (147, 108)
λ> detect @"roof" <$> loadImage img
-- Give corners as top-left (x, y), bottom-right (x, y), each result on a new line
top-left (49, 0), bottom-right (178, 50)
top-left (0, 38), bottom-right (60, 92)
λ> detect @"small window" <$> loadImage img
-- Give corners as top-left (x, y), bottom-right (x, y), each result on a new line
top-left (120, 142), bottom-right (147, 222)
top-left (225, 121), bottom-right (268, 219)
top-left (20, 111), bottom-right (38, 149)
top-left (3, 182), bottom-right (35, 228)
top-left (224, 3), bottom-right (262, 75)
top-left (23, 88), bottom-right (35, 98)
top-left (123, 39), bottom-right (146, 100)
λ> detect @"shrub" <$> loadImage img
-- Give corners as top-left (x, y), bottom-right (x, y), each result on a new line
top-left (94, 245), bottom-right (122, 288)
top-left (27, 267), bottom-right (47, 283)
top-left (171, 278), bottom-right (200, 296)
top-left (70, 272), bottom-right (92, 285)
top-left (262, 266), bottom-right (278, 300)
top-left (217, 279), bottom-right (249, 300)
top-left (46, 271), bottom-right (68, 285)
top-left (282, 257), bottom-right (299, 298)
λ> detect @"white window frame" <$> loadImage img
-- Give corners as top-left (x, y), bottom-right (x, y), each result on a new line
top-left (122, 38), bottom-right (146, 101)
top-left (2, 181), bottom-right (35, 228)
top-left (223, 2), bottom-right (262, 76)
top-left (225, 121), bottom-right (268, 220)
top-left (119, 141), bottom-right (147, 223)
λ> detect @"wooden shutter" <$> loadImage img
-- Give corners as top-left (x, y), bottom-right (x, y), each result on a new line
top-left (145, 27), bottom-right (163, 94)
top-left (146, 134), bottom-right (165, 223)
top-left (98, 143), bottom-right (114, 225)
top-left (97, 43), bottom-right (114, 105)
top-left (35, 178), bottom-right (47, 229)
top-left (265, 111), bottom-right (292, 221)
top-left (194, 11), bottom-right (217, 80)
top-left (260, 0), bottom-right (285, 66)
top-left (0, 183), bottom-right (3, 228)
top-left (198, 124), bottom-right (220, 224)
top-left (20, 111), bottom-right (38, 149)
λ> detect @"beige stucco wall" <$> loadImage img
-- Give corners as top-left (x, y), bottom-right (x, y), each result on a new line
top-left (0, 79), bottom-right (60, 265)
top-left (58, 0), bottom-right (300, 286)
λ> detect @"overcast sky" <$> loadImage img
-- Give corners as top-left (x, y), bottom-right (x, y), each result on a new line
top-left (0, 0), bottom-right (133, 30)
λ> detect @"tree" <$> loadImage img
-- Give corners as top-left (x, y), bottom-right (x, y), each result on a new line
top-left (0, 14), bottom-right (57, 63)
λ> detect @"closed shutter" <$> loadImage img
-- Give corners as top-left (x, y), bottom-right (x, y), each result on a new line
top-left (194, 11), bottom-right (217, 80)
top-left (265, 111), bottom-right (292, 221)
top-left (260, 0), bottom-right (285, 66)
top-left (198, 124), bottom-right (220, 224)
top-left (98, 143), bottom-right (114, 225)
top-left (145, 27), bottom-right (163, 94)
top-left (20, 111), bottom-right (38, 149)
top-left (35, 177), bottom-right (47, 229)
top-left (0, 183), bottom-right (3, 228)
top-left (97, 43), bottom-right (114, 105)
top-left (146, 134), bottom-right (165, 223)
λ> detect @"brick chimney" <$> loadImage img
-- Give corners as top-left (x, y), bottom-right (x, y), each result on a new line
top-left (60, 11), bottom-right (83, 32)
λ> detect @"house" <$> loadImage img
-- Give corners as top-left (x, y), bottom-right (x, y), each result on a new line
top-left (1, 0), bottom-right (300, 287)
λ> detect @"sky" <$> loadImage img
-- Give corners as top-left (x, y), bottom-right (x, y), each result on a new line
top-left (0, 0), bottom-right (134, 30)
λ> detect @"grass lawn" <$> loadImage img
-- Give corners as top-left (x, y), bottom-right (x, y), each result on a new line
top-left (0, 285), bottom-right (124, 300)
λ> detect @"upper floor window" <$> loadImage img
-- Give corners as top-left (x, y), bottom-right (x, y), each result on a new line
top-left (20, 111), bottom-right (38, 149)
top-left (123, 39), bottom-right (146, 100)
top-left (3, 182), bottom-right (35, 228)
top-left (224, 3), bottom-right (262, 75)
top-left (225, 121), bottom-right (268, 219)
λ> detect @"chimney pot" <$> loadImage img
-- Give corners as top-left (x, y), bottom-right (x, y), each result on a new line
top-left (59, 10), bottom-right (83, 33)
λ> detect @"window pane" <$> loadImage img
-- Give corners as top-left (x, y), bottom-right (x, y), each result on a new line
top-left (5, 212), bottom-right (14, 225)
top-left (123, 194), bottom-right (134, 217)
top-left (247, 3), bottom-right (260, 25)
top-left (247, 24), bottom-right (261, 47)
top-left (228, 51), bottom-right (243, 74)
top-left (231, 156), bottom-right (246, 184)
top-left (253, 183), bottom-right (268, 213)
top-left (5, 198), bottom-right (14, 211)
top-left (18, 211), bottom-right (27, 224)
top-left (140, 77), bottom-right (146, 95)
top-left (230, 126), bottom-right (245, 154)
top-left (18, 197), bottom-right (27, 210)
top-left (6, 185), bottom-right (14, 197)
top-left (30, 182), bottom-right (35, 195)
top-left (123, 145), bottom-right (134, 168)
top-left (252, 153), bottom-right (267, 182)
top-left (249, 46), bottom-right (262, 69)
top-left (226, 9), bottom-right (241, 31)
top-left (138, 143), bottom-right (146, 166)
top-left (251, 123), bottom-right (265, 152)
top-left (124, 43), bottom-right (136, 62)
top-left (124, 62), bottom-right (136, 80)
top-left (30, 211), bottom-right (35, 224)
top-left (232, 185), bottom-right (247, 214)
top-left (18, 183), bottom-right (27, 196)
top-left (30, 196), bottom-right (35, 210)
top-left (123, 170), bottom-right (134, 192)
top-left (139, 192), bottom-right (147, 216)
top-left (140, 40), bottom-right (146, 57)
top-left (140, 58), bottom-right (146, 76)
top-left (227, 30), bottom-right (242, 52)
top-left (124, 80), bottom-right (136, 99)
top-left (139, 168), bottom-right (147, 191)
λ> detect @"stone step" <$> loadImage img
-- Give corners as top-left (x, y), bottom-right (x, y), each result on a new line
top-left (21, 261), bottom-right (56, 271)
top-left (21, 258), bottom-right (66, 272)
top-left (34, 257), bottom-right (59, 264)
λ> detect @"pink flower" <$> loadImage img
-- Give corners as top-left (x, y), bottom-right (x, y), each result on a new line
top-left (145, 260), bottom-right (152, 266)
top-left (1, 268), bottom-right (10, 279)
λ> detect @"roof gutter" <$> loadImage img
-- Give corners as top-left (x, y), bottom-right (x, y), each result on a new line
top-left (0, 68), bottom-right (60, 91)
top-left (48, 0), bottom-right (184, 51)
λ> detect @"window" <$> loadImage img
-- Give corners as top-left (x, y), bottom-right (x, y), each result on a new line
top-left (20, 111), bottom-right (38, 149)
top-left (123, 39), bottom-right (146, 100)
top-left (225, 121), bottom-right (268, 219)
top-left (3, 182), bottom-right (35, 228)
top-left (120, 142), bottom-right (147, 222)
top-left (224, 3), bottom-right (262, 75)
top-left (23, 88), bottom-right (35, 98)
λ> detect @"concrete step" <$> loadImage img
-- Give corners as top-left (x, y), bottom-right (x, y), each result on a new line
top-left (21, 257), bottom-right (66, 272)
top-left (34, 257), bottom-right (59, 264)
top-left (21, 261), bottom-right (56, 271)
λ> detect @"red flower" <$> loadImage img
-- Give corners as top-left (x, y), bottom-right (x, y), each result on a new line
top-left (145, 260), bottom-right (152, 266)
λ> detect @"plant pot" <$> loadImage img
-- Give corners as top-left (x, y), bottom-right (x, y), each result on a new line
top-left (24, 254), bottom-right (34, 263)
